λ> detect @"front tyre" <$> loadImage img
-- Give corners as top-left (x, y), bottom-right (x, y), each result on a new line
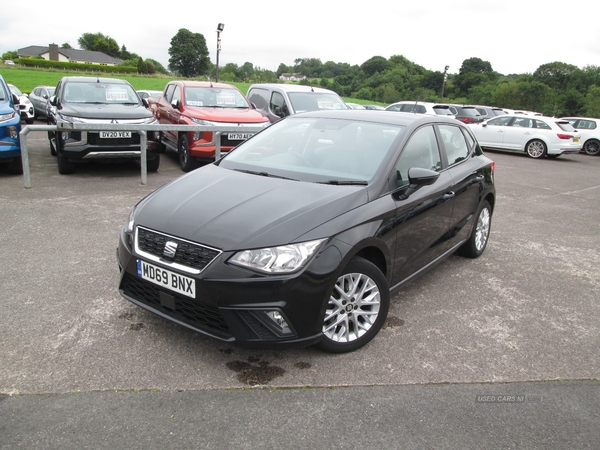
top-left (583, 139), bottom-right (600, 156)
top-left (178, 134), bottom-right (199, 172)
top-left (316, 257), bottom-right (390, 353)
top-left (146, 154), bottom-right (160, 172)
top-left (525, 139), bottom-right (546, 158)
top-left (459, 200), bottom-right (492, 258)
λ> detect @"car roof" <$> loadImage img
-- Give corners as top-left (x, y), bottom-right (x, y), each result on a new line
top-left (486, 114), bottom-right (569, 123)
top-left (290, 109), bottom-right (463, 127)
top-left (170, 80), bottom-right (239, 89)
top-left (62, 76), bottom-right (130, 85)
top-left (248, 83), bottom-right (339, 95)
top-left (560, 116), bottom-right (599, 122)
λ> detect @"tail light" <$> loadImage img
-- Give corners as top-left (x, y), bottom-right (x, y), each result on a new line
top-left (490, 161), bottom-right (495, 173)
top-left (557, 134), bottom-right (573, 140)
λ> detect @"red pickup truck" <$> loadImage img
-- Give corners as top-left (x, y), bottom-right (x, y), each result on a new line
top-left (149, 80), bottom-right (270, 171)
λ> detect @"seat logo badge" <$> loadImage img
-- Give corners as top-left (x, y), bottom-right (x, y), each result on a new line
top-left (163, 241), bottom-right (178, 259)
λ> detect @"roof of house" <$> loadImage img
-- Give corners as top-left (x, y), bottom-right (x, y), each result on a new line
top-left (17, 45), bottom-right (123, 65)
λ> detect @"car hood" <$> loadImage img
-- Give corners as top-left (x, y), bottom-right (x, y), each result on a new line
top-left (59, 103), bottom-right (153, 120)
top-left (135, 164), bottom-right (368, 251)
top-left (185, 107), bottom-right (268, 124)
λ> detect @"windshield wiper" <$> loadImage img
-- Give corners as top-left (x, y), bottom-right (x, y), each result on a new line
top-left (234, 169), bottom-right (296, 181)
top-left (319, 180), bottom-right (368, 186)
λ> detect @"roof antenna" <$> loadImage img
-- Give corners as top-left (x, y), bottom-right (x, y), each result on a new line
top-left (412, 96), bottom-right (421, 114)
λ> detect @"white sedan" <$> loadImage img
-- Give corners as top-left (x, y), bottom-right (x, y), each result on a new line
top-left (470, 114), bottom-right (581, 158)
top-left (560, 117), bottom-right (600, 156)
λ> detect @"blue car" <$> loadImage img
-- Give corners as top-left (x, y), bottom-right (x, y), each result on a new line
top-left (0, 74), bottom-right (22, 174)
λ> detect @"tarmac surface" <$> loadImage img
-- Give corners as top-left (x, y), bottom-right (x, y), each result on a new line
top-left (1, 125), bottom-right (599, 448)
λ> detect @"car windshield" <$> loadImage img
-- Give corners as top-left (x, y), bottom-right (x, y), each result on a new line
top-left (288, 92), bottom-right (348, 113)
top-left (184, 87), bottom-right (249, 108)
top-left (63, 82), bottom-right (139, 104)
top-left (219, 116), bottom-right (403, 183)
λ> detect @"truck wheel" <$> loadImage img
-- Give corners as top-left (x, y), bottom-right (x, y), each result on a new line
top-left (147, 154), bottom-right (160, 172)
top-left (7, 156), bottom-right (23, 175)
top-left (56, 138), bottom-right (75, 175)
top-left (178, 134), bottom-right (198, 172)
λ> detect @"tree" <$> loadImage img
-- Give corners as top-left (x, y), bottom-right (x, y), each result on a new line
top-left (137, 57), bottom-right (148, 74)
top-left (61, 43), bottom-right (72, 49)
top-left (454, 57), bottom-right (497, 97)
top-left (168, 28), bottom-right (210, 78)
top-left (361, 56), bottom-right (388, 77)
top-left (533, 62), bottom-right (580, 91)
top-left (77, 32), bottom-right (120, 58)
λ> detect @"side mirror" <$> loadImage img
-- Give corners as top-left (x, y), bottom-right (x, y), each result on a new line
top-left (171, 99), bottom-right (180, 109)
top-left (482, 123), bottom-right (487, 127)
top-left (12, 93), bottom-right (20, 105)
top-left (395, 167), bottom-right (440, 200)
top-left (407, 167), bottom-right (440, 186)
top-left (142, 98), bottom-right (149, 108)
top-left (49, 95), bottom-right (57, 106)
top-left (274, 106), bottom-right (285, 118)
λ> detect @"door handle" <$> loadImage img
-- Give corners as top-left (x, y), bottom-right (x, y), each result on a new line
top-left (444, 191), bottom-right (455, 200)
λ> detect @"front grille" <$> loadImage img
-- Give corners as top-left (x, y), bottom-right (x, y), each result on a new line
top-left (122, 273), bottom-right (231, 338)
top-left (137, 227), bottom-right (220, 272)
top-left (88, 132), bottom-right (140, 146)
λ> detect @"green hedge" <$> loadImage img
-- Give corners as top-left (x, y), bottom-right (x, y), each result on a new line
top-left (15, 58), bottom-right (138, 74)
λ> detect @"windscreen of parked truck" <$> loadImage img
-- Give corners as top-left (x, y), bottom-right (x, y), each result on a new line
top-left (287, 92), bottom-right (348, 114)
top-left (184, 87), bottom-right (250, 108)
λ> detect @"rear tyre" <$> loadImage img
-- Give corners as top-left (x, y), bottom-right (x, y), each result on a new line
top-left (316, 257), bottom-right (390, 353)
top-left (525, 139), bottom-right (546, 158)
top-left (178, 134), bottom-right (198, 172)
top-left (583, 139), bottom-right (600, 156)
top-left (459, 200), bottom-right (492, 258)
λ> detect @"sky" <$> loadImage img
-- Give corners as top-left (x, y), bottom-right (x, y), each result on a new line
top-left (1, 0), bottom-right (599, 76)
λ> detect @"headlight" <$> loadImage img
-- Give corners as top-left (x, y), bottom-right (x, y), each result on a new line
top-left (126, 207), bottom-right (136, 233)
top-left (191, 118), bottom-right (216, 126)
top-left (229, 239), bottom-right (326, 274)
top-left (58, 113), bottom-right (83, 123)
top-left (0, 111), bottom-right (16, 122)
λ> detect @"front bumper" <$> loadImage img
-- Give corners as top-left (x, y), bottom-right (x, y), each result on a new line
top-left (58, 130), bottom-right (158, 160)
top-left (116, 226), bottom-right (340, 349)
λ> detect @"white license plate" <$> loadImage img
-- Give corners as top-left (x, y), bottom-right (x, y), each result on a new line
top-left (100, 131), bottom-right (132, 138)
top-left (228, 132), bottom-right (254, 140)
top-left (137, 260), bottom-right (195, 298)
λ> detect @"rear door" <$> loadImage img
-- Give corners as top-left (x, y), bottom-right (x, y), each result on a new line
top-left (437, 123), bottom-right (486, 245)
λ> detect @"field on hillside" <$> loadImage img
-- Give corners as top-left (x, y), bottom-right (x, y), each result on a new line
top-left (0, 66), bottom-right (252, 96)
top-left (0, 65), bottom-right (378, 105)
